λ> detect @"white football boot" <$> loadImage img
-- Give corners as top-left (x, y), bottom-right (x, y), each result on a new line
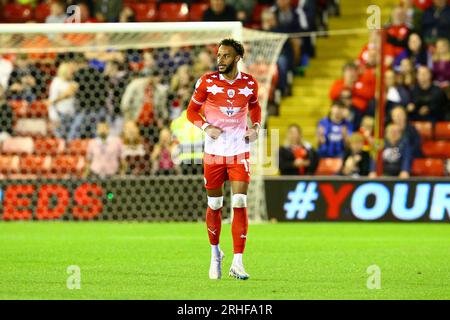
top-left (229, 263), bottom-right (250, 280)
top-left (209, 250), bottom-right (225, 280)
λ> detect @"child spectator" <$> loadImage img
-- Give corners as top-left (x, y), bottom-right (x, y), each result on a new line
top-left (317, 100), bottom-right (352, 158)
top-left (121, 120), bottom-right (148, 175)
top-left (279, 124), bottom-right (318, 175)
top-left (358, 115), bottom-right (375, 152)
top-left (45, 1), bottom-right (67, 24)
top-left (151, 128), bottom-right (180, 175)
top-left (340, 133), bottom-right (374, 177)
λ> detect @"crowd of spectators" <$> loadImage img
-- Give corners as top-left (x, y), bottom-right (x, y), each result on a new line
top-left (280, 0), bottom-right (450, 178)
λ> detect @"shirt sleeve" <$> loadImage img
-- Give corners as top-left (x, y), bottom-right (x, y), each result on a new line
top-left (186, 75), bottom-right (208, 129)
top-left (248, 78), bottom-right (261, 126)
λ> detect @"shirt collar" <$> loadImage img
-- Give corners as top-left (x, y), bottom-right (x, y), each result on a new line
top-left (219, 71), bottom-right (241, 83)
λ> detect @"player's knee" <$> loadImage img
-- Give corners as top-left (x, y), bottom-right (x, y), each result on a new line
top-left (232, 193), bottom-right (247, 208)
top-left (207, 196), bottom-right (223, 210)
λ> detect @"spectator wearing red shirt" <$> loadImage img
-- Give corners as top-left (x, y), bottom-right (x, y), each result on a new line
top-left (385, 6), bottom-right (412, 65)
top-left (329, 62), bottom-right (375, 114)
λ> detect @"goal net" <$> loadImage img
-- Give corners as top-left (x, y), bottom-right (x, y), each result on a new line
top-left (0, 22), bottom-right (286, 222)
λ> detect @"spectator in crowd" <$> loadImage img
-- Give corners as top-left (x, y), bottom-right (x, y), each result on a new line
top-left (70, 56), bottom-right (109, 140)
top-left (66, 1), bottom-right (98, 23)
top-left (393, 32), bottom-right (432, 71)
top-left (0, 55), bottom-right (13, 90)
top-left (317, 100), bottom-right (352, 158)
top-left (48, 62), bottom-right (78, 140)
top-left (45, 1), bottom-right (67, 24)
top-left (151, 128), bottom-right (180, 175)
top-left (385, 69), bottom-right (411, 119)
top-left (270, 0), bottom-right (302, 66)
top-left (170, 109), bottom-right (204, 175)
top-left (93, 0), bottom-right (122, 22)
top-left (85, 121), bottom-right (126, 178)
top-left (432, 38), bottom-right (450, 89)
top-left (358, 115), bottom-right (375, 152)
top-left (357, 31), bottom-right (380, 67)
top-left (202, 0), bottom-right (237, 21)
top-left (154, 34), bottom-right (192, 83)
top-left (385, 6), bottom-right (412, 65)
top-left (382, 123), bottom-right (412, 178)
top-left (261, 8), bottom-right (295, 97)
top-left (0, 85), bottom-right (14, 139)
top-left (329, 62), bottom-right (375, 115)
top-left (168, 65), bottom-right (194, 121)
top-left (401, 0), bottom-right (423, 30)
top-left (396, 58), bottom-right (416, 89)
top-left (226, 0), bottom-right (255, 23)
top-left (120, 70), bottom-right (169, 144)
top-left (140, 51), bottom-right (156, 77)
top-left (193, 50), bottom-right (214, 80)
top-left (340, 88), bottom-right (360, 130)
top-left (390, 105), bottom-right (422, 158)
top-left (121, 120), bottom-right (148, 175)
top-left (340, 133), bottom-right (374, 177)
top-left (422, 0), bottom-right (450, 44)
top-left (6, 54), bottom-right (43, 103)
top-left (279, 124), bottom-right (318, 175)
top-left (408, 66), bottom-right (448, 121)
top-left (119, 6), bottom-right (135, 23)
top-left (104, 60), bottom-right (129, 136)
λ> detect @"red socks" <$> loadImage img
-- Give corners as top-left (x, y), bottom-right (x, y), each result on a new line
top-left (232, 207), bottom-right (248, 254)
top-left (206, 207), bottom-right (221, 245)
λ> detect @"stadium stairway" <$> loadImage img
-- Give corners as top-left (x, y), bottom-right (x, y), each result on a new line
top-left (266, 0), bottom-right (396, 174)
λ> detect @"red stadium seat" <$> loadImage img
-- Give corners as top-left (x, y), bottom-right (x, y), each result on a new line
top-left (28, 101), bottom-right (48, 118)
top-left (9, 100), bottom-right (29, 118)
top-left (0, 155), bottom-right (19, 174)
top-left (129, 3), bottom-right (157, 22)
top-left (1, 4), bottom-right (34, 23)
top-left (34, 138), bottom-right (65, 155)
top-left (252, 4), bottom-right (270, 23)
top-left (421, 140), bottom-right (450, 158)
top-left (190, 3), bottom-right (209, 21)
top-left (34, 3), bottom-right (51, 23)
top-left (67, 139), bottom-right (90, 156)
top-left (315, 158), bottom-right (343, 175)
top-left (435, 122), bottom-right (450, 140)
top-left (2, 137), bottom-right (34, 154)
top-left (19, 155), bottom-right (51, 174)
top-left (158, 3), bottom-right (189, 22)
top-left (411, 158), bottom-right (445, 177)
top-left (51, 155), bottom-right (85, 177)
top-left (411, 121), bottom-right (433, 140)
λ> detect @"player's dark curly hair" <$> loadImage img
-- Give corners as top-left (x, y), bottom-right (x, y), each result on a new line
top-left (219, 38), bottom-right (245, 58)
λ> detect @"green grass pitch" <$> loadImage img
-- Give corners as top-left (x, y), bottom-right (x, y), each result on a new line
top-left (0, 222), bottom-right (449, 299)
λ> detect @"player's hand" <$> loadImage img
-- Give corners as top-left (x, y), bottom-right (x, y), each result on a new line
top-left (244, 128), bottom-right (258, 143)
top-left (204, 125), bottom-right (223, 140)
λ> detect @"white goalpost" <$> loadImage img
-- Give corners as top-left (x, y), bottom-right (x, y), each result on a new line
top-left (0, 22), bottom-right (287, 222)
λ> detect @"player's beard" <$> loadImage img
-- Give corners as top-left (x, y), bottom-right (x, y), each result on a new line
top-left (218, 62), bottom-right (234, 74)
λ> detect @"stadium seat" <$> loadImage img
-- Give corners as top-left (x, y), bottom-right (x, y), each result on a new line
top-left (315, 158), bottom-right (343, 175)
top-left (411, 121), bottom-right (433, 140)
top-left (129, 3), bottom-right (157, 22)
top-left (190, 3), bottom-right (209, 21)
top-left (1, 4), bottom-right (34, 23)
top-left (28, 101), bottom-right (48, 118)
top-left (67, 139), bottom-right (90, 156)
top-left (411, 158), bottom-right (445, 177)
top-left (158, 3), bottom-right (189, 22)
top-left (2, 137), bottom-right (34, 154)
top-left (435, 122), bottom-right (450, 140)
top-left (34, 3), bottom-right (51, 23)
top-left (15, 118), bottom-right (48, 137)
top-left (252, 4), bottom-right (270, 24)
top-left (421, 140), bottom-right (450, 158)
top-left (9, 100), bottom-right (29, 118)
top-left (34, 138), bottom-right (65, 155)
top-left (51, 155), bottom-right (85, 177)
top-left (19, 155), bottom-right (51, 174)
top-left (0, 155), bottom-right (20, 174)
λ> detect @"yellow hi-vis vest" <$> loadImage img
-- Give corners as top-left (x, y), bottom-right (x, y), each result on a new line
top-left (170, 110), bottom-right (204, 163)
